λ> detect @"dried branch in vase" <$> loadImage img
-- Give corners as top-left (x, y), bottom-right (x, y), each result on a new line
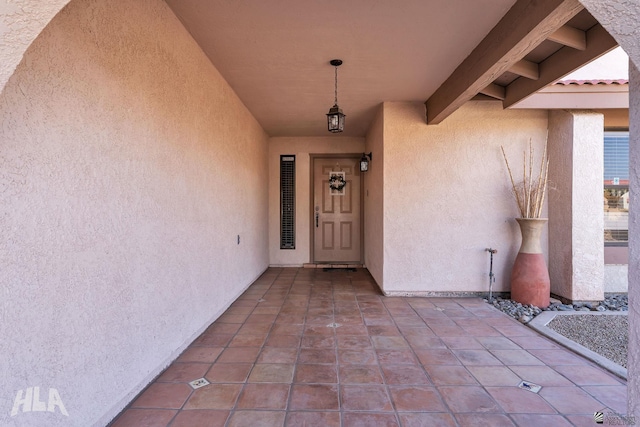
top-left (501, 138), bottom-right (549, 219)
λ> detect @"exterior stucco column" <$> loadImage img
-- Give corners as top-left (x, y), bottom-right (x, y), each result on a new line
top-left (629, 61), bottom-right (640, 418)
top-left (578, 0), bottom-right (640, 416)
top-left (547, 110), bottom-right (604, 302)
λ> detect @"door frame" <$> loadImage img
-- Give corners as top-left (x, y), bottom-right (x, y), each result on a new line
top-left (309, 153), bottom-right (365, 264)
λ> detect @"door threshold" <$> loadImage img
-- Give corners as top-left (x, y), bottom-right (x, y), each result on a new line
top-left (303, 263), bottom-right (364, 269)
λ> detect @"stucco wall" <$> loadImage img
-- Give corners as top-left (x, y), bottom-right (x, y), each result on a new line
top-left (268, 137), bottom-right (365, 266)
top-left (629, 61), bottom-right (640, 419)
top-left (0, 0), bottom-right (69, 94)
top-left (547, 110), bottom-right (574, 299)
top-left (578, 0), bottom-right (640, 416)
top-left (548, 110), bottom-right (604, 301)
top-left (0, 1), bottom-right (269, 426)
top-left (605, 265), bottom-right (628, 293)
top-left (364, 105), bottom-right (384, 287)
top-left (381, 101), bottom-right (549, 295)
top-left (580, 1), bottom-right (640, 71)
top-left (605, 246), bottom-right (629, 264)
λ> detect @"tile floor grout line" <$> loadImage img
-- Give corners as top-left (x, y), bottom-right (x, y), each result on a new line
top-left (471, 303), bottom-right (609, 416)
top-left (167, 385), bottom-right (196, 427)
top-left (387, 295), bottom-right (459, 417)
top-left (412, 300), bottom-right (549, 421)
top-left (109, 267), bottom-right (628, 427)
top-left (378, 290), bottom-right (467, 423)
top-left (457, 308), bottom-right (560, 420)
top-left (285, 267), bottom-right (303, 421)
top-left (379, 294), bottom-right (426, 423)
top-left (225, 267), bottom-right (283, 426)
top-left (334, 271), bottom-right (349, 424)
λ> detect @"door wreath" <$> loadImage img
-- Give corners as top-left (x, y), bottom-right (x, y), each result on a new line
top-left (328, 173), bottom-right (347, 191)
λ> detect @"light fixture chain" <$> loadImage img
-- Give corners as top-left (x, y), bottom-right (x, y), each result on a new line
top-left (334, 65), bottom-right (338, 105)
top-left (327, 59), bottom-right (344, 133)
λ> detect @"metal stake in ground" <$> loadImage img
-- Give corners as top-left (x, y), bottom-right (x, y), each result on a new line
top-left (486, 248), bottom-right (497, 300)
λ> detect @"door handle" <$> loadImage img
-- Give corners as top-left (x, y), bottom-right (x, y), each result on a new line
top-left (315, 212), bottom-right (319, 228)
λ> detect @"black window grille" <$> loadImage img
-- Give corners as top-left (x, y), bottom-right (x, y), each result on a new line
top-left (280, 155), bottom-right (295, 249)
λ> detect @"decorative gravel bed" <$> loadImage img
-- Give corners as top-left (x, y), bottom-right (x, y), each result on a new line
top-left (485, 294), bottom-right (628, 324)
top-left (485, 294), bottom-right (629, 368)
top-left (546, 314), bottom-right (628, 368)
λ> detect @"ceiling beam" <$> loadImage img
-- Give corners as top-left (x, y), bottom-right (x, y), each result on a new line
top-left (510, 59), bottom-right (540, 80)
top-left (479, 83), bottom-right (506, 100)
top-left (425, 0), bottom-right (583, 125)
top-left (503, 23), bottom-right (617, 108)
top-left (548, 25), bottom-right (586, 50)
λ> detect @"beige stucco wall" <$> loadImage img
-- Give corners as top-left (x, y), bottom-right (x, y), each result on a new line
top-left (629, 60), bottom-right (640, 419)
top-left (364, 105), bottom-right (384, 287)
top-left (0, 1), bottom-right (268, 426)
top-left (268, 137), bottom-right (365, 266)
top-left (605, 264), bottom-right (628, 293)
top-left (547, 110), bottom-right (575, 300)
top-left (0, 0), bottom-right (69, 93)
top-left (381, 101), bottom-right (548, 295)
top-left (548, 110), bottom-right (605, 302)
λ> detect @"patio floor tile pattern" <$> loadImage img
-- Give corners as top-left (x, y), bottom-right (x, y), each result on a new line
top-left (110, 267), bottom-right (627, 427)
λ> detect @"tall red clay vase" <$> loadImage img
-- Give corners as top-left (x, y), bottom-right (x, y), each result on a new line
top-left (510, 218), bottom-right (550, 308)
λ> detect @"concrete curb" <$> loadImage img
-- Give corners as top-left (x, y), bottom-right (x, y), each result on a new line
top-left (528, 311), bottom-right (627, 380)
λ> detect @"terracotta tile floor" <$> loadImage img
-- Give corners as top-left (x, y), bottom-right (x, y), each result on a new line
top-left (110, 268), bottom-right (627, 427)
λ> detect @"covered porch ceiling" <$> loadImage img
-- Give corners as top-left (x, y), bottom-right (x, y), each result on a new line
top-left (166, 0), bottom-right (617, 137)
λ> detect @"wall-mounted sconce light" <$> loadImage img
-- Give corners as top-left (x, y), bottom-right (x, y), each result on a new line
top-left (360, 152), bottom-right (372, 172)
top-left (326, 59), bottom-right (345, 133)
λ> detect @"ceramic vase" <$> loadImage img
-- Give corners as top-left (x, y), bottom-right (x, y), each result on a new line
top-left (510, 218), bottom-right (550, 308)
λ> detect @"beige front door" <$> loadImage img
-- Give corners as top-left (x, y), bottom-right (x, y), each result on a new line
top-left (313, 157), bottom-right (362, 263)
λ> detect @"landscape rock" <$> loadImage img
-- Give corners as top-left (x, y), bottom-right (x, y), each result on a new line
top-left (518, 315), bottom-right (532, 324)
top-left (486, 294), bottom-right (627, 321)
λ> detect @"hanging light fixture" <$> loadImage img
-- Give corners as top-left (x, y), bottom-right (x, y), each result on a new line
top-left (360, 152), bottom-right (372, 172)
top-left (326, 59), bottom-right (345, 133)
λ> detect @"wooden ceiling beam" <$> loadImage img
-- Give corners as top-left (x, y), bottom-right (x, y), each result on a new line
top-left (425, 0), bottom-right (583, 125)
top-left (509, 59), bottom-right (540, 80)
top-left (479, 83), bottom-right (506, 100)
top-left (503, 23), bottom-right (617, 108)
top-left (548, 25), bottom-right (586, 50)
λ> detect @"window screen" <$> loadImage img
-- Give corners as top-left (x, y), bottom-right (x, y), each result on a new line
top-left (604, 131), bottom-right (629, 246)
top-left (280, 155), bottom-right (295, 249)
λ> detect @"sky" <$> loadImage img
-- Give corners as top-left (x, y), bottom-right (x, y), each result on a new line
top-left (564, 47), bottom-right (628, 80)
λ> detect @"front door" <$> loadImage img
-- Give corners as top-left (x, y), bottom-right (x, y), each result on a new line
top-left (313, 157), bottom-right (361, 263)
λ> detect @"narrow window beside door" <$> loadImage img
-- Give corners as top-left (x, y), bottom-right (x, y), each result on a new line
top-left (280, 155), bottom-right (296, 249)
